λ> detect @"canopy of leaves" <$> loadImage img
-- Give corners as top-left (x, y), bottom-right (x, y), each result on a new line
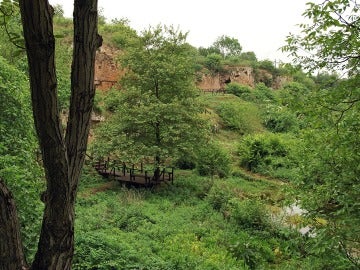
top-left (0, 56), bottom-right (43, 260)
top-left (100, 18), bottom-right (139, 49)
top-left (213, 35), bottom-right (242, 58)
top-left (0, 0), bottom-right (26, 69)
top-left (282, 0), bottom-right (360, 75)
top-left (281, 2), bottom-right (360, 262)
top-left (93, 25), bottom-right (207, 166)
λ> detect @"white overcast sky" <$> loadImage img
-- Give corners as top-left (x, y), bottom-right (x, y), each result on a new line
top-left (49, 0), bottom-right (310, 62)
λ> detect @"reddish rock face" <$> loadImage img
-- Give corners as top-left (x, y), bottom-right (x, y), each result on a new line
top-left (94, 44), bottom-right (125, 91)
top-left (196, 66), bottom-right (255, 91)
top-left (94, 47), bottom-right (291, 92)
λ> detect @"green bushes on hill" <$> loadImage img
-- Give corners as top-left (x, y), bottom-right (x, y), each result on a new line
top-left (215, 101), bottom-right (263, 135)
top-left (238, 133), bottom-right (298, 180)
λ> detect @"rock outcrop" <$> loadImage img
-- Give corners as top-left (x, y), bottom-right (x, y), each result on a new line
top-left (94, 46), bottom-right (291, 92)
top-left (95, 45), bottom-right (125, 91)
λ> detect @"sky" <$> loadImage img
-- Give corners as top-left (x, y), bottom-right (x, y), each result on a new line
top-left (49, 0), bottom-right (310, 62)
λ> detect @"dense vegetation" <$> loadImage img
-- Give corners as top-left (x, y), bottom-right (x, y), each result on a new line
top-left (0, 0), bottom-right (359, 269)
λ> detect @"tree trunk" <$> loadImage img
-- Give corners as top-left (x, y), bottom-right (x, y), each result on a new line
top-left (0, 178), bottom-right (28, 270)
top-left (16, 1), bottom-right (101, 269)
top-left (66, 0), bottom-right (103, 187)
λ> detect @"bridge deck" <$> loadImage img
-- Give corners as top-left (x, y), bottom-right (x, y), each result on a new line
top-left (93, 159), bottom-right (173, 187)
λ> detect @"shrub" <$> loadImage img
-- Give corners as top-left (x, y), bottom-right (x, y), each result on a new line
top-left (229, 236), bottom-right (275, 270)
top-left (204, 53), bottom-right (223, 73)
top-left (225, 82), bottom-right (251, 97)
top-left (206, 181), bottom-right (233, 210)
top-left (103, 87), bottom-right (123, 112)
top-left (238, 133), bottom-right (297, 179)
top-left (215, 101), bottom-right (263, 134)
top-left (253, 82), bottom-right (275, 102)
top-left (175, 152), bottom-right (197, 170)
top-left (262, 104), bottom-right (299, 133)
top-left (196, 142), bottom-right (230, 178)
top-left (226, 198), bottom-right (271, 230)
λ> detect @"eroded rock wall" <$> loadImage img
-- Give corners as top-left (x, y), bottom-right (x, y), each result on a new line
top-left (95, 45), bottom-right (125, 91)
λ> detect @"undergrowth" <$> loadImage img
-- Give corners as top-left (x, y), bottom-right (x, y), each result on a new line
top-left (73, 169), bottom-right (318, 270)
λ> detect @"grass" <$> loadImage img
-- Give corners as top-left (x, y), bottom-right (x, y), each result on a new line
top-left (72, 93), bottom-right (338, 269)
top-left (74, 167), bottom-right (306, 269)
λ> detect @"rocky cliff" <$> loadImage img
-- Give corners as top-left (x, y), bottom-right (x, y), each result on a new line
top-left (94, 47), bottom-right (290, 91)
top-left (196, 66), bottom-right (291, 90)
top-left (95, 44), bottom-right (125, 91)
top-left (196, 66), bottom-right (255, 90)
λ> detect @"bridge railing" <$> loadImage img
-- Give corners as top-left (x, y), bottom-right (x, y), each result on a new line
top-left (90, 156), bottom-right (174, 186)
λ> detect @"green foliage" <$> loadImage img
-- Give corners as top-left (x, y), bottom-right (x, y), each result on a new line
top-left (93, 25), bottom-right (207, 170)
top-left (206, 180), bottom-right (233, 210)
top-left (55, 39), bottom-right (72, 110)
top-left (204, 53), bottom-right (223, 73)
top-left (293, 99), bottom-right (360, 266)
top-left (215, 100), bottom-right (264, 134)
top-left (52, 4), bottom-right (64, 17)
top-left (226, 198), bottom-right (271, 230)
top-left (74, 173), bottom-right (246, 269)
top-left (282, 0), bottom-right (360, 75)
top-left (239, 51), bottom-right (257, 62)
top-left (229, 235), bottom-right (275, 270)
top-left (198, 45), bottom-right (221, 57)
top-left (238, 133), bottom-right (298, 179)
top-left (256, 60), bottom-right (277, 75)
top-left (103, 87), bottom-right (123, 112)
top-left (196, 141), bottom-right (231, 178)
top-left (261, 104), bottom-right (299, 133)
top-left (0, 56), bottom-right (43, 261)
top-left (100, 18), bottom-right (139, 49)
top-left (0, 0), bottom-right (26, 69)
top-left (74, 170), bottom-right (326, 269)
top-left (174, 152), bottom-right (197, 170)
top-left (225, 82), bottom-right (251, 97)
top-left (278, 81), bottom-right (310, 111)
top-left (212, 35), bottom-right (242, 58)
top-left (281, 1), bottom-right (360, 265)
top-left (253, 82), bottom-right (275, 102)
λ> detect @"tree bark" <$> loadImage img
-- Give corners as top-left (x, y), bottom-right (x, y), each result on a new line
top-left (66, 0), bottom-right (103, 188)
top-left (16, 1), bottom-right (101, 269)
top-left (0, 178), bottom-right (28, 270)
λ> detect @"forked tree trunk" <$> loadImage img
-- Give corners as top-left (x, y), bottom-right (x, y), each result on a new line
top-left (9, 1), bottom-right (103, 269)
top-left (0, 178), bottom-right (28, 270)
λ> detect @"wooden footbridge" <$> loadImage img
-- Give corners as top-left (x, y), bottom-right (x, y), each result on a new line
top-left (92, 157), bottom-right (174, 187)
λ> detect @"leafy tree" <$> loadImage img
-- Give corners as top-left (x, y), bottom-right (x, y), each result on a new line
top-left (93, 25), bottom-right (206, 181)
top-left (100, 18), bottom-right (139, 49)
top-left (213, 35), bottom-right (242, 58)
top-left (293, 82), bottom-right (360, 267)
top-left (204, 52), bottom-right (223, 73)
top-left (279, 82), bottom-right (310, 110)
top-left (198, 45), bottom-right (221, 57)
top-left (239, 51), bottom-right (257, 62)
top-left (0, 0), bottom-right (102, 269)
top-left (53, 3), bottom-right (64, 17)
top-left (283, 0), bottom-right (360, 267)
top-left (282, 0), bottom-right (360, 75)
top-left (261, 104), bottom-right (299, 133)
